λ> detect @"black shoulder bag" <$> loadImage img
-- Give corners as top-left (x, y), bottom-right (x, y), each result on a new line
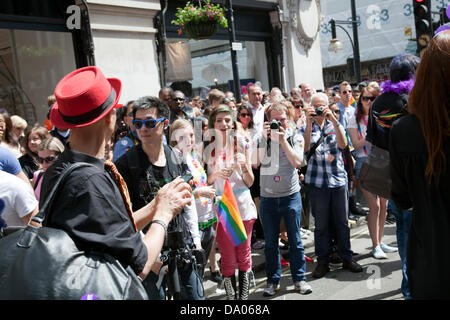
top-left (0, 162), bottom-right (148, 300)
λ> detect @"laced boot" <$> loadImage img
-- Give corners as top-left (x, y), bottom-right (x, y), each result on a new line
top-left (238, 270), bottom-right (252, 300)
top-left (223, 275), bottom-right (237, 300)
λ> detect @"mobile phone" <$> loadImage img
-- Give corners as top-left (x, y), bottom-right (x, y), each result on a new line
top-left (181, 173), bottom-right (193, 184)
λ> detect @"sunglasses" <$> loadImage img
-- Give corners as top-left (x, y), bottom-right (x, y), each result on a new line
top-left (173, 98), bottom-right (185, 102)
top-left (294, 105), bottom-right (304, 109)
top-left (239, 113), bottom-right (250, 118)
top-left (333, 109), bottom-right (341, 114)
top-left (362, 96), bottom-right (376, 102)
top-left (132, 118), bottom-right (165, 130)
top-left (38, 155), bottom-right (57, 164)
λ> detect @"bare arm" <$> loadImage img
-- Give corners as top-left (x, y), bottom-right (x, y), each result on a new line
top-left (348, 127), bottom-right (366, 151)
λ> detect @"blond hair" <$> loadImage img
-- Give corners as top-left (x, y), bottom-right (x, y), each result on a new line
top-left (10, 115), bottom-right (28, 130)
top-left (169, 119), bottom-right (193, 147)
top-left (38, 136), bottom-right (65, 154)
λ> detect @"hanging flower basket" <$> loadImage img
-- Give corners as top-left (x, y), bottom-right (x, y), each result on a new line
top-left (184, 21), bottom-right (218, 40)
top-left (171, 0), bottom-right (228, 40)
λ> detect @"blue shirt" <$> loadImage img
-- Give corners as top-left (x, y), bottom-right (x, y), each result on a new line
top-left (300, 121), bottom-right (347, 189)
top-left (113, 131), bottom-right (140, 162)
top-left (0, 146), bottom-right (22, 175)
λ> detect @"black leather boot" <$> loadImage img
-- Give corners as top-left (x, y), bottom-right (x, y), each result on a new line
top-left (238, 270), bottom-right (251, 300)
top-left (223, 275), bottom-right (237, 300)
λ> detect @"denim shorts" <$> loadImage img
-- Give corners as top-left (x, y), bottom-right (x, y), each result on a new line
top-left (354, 156), bottom-right (367, 179)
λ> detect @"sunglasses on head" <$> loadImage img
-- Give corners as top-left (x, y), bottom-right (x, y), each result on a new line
top-left (362, 96), bottom-right (376, 102)
top-left (132, 118), bottom-right (165, 130)
top-left (38, 155), bottom-right (57, 164)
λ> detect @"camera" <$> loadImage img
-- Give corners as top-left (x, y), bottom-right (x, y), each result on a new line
top-left (315, 107), bottom-right (324, 116)
top-left (269, 119), bottom-right (282, 130)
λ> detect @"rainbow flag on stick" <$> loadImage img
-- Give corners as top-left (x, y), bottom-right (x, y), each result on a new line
top-left (216, 179), bottom-right (247, 247)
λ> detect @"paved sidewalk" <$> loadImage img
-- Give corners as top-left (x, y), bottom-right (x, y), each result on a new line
top-left (202, 214), bottom-right (368, 298)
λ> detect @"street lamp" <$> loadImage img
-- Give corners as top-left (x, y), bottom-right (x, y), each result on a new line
top-left (327, 0), bottom-right (362, 83)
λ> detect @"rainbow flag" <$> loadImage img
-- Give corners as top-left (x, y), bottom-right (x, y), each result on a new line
top-left (216, 179), bottom-right (247, 247)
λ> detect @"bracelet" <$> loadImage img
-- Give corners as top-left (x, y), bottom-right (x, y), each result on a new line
top-left (193, 189), bottom-right (200, 199)
top-left (148, 219), bottom-right (168, 241)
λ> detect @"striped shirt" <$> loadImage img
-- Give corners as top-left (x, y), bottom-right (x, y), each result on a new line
top-left (300, 120), bottom-right (348, 189)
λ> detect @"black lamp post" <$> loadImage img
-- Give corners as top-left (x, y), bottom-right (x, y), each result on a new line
top-left (225, 0), bottom-right (241, 103)
top-left (328, 0), bottom-right (362, 83)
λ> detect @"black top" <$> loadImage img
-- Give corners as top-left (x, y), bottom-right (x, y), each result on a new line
top-left (115, 144), bottom-right (185, 212)
top-left (115, 144), bottom-right (194, 247)
top-left (390, 114), bottom-right (450, 299)
top-left (39, 147), bottom-right (147, 275)
top-left (366, 92), bottom-right (408, 151)
top-left (18, 153), bottom-right (39, 179)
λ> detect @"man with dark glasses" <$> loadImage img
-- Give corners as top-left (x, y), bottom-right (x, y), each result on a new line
top-left (115, 96), bottom-right (204, 300)
top-left (168, 90), bottom-right (195, 125)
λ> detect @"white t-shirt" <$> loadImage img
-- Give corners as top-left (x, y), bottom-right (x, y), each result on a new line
top-left (348, 113), bottom-right (371, 158)
top-left (0, 170), bottom-right (38, 227)
top-left (247, 102), bottom-right (265, 137)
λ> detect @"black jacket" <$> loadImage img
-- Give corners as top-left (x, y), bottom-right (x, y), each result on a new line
top-left (390, 114), bottom-right (450, 299)
top-left (366, 92), bottom-right (408, 151)
top-left (115, 143), bottom-right (194, 247)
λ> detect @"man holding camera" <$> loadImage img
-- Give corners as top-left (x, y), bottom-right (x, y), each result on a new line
top-left (257, 101), bottom-right (312, 296)
top-left (115, 96), bottom-right (204, 300)
top-left (301, 93), bottom-right (363, 279)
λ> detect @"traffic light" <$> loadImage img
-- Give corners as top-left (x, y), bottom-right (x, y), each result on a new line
top-left (413, 0), bottom-right (432, 56)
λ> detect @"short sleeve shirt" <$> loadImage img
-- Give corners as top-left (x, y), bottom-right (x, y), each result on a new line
top-left (0, 146), bottom-right (22, 175)
top-left (0, 170), bottom-right (38, 227)
top-left (39, 147), bottom-right (147, 275)
top-left (300, 121), bottom-right (348, 189)
top-left (259, 130), bottom-right (303, 198)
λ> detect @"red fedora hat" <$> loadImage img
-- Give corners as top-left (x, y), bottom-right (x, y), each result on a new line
top-left (50, 66), bottom-right (122, 129)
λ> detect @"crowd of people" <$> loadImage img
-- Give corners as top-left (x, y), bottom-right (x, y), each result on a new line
top-left (0, 30), bottom-right (449, 300)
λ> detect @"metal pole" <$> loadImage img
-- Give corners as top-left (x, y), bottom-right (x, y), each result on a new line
top-left (350, 0), bottom-right (361, 83)
top-left (226, 0), bottom-right (241, 103)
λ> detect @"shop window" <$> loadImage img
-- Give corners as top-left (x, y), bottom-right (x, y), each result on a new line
top-left (166, 38), bottom-right (269, 99)
top-left (0, 28), bottom-right (76, 124)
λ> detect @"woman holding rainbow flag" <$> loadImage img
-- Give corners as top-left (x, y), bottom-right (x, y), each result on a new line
top-left (205, 105), bottom-right (257, 300)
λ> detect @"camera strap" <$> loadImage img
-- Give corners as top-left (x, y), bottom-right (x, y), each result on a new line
top-left (306, 125), bottom-right (328, 162)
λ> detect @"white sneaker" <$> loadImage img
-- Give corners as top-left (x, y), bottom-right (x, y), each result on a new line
top-left (372, 245), bottom-right (388, 259)
top-left (294, 280), bottom-right (312, 295)
top-left (380, 242), bottom-right (398, 253)
top-left (301, 228), bottom-right (312, 235)
top-left (300, 229), bottom-right (309, 239)
top-left (263, 283), bottom-right (280, 297)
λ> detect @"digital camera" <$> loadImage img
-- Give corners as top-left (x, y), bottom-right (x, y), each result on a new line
top-left (315, 107), bottom-right (325, 116)
top-left (269, 119), bottom-right (282, 130)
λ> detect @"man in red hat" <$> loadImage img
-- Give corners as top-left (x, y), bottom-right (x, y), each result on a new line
top-left (40, 66), bottom-right (192, 283)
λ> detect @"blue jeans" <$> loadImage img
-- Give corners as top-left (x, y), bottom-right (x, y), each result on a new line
top-left (308, 185), bottom-right (353, 265)
top-left (143, 262), bottom-right (204, 300)
top-left (390, 201), bottom-right (412, 299)
top-left (260, 192), bottom-right (306, 284)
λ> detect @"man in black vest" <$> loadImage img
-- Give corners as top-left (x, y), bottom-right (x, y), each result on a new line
top-left (115, 96), bottom-right (204, 300)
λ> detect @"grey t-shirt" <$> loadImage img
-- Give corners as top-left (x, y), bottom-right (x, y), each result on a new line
top-left (259, 131), bottom-right (304, 198)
